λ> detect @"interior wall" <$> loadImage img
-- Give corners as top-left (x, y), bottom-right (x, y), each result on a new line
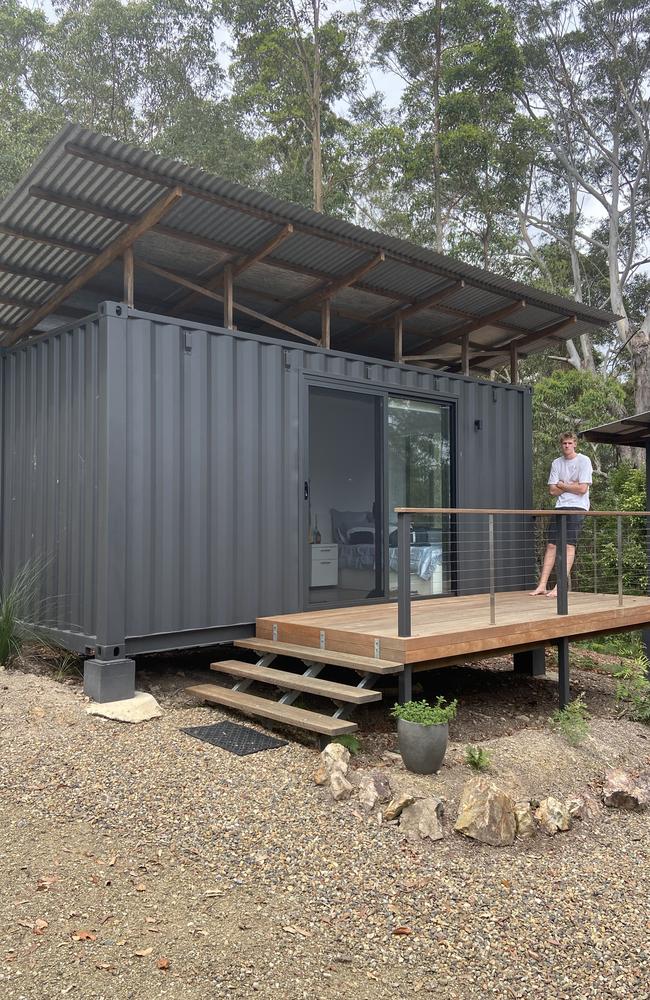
top-left (309, 391), bottom-right (376, 543)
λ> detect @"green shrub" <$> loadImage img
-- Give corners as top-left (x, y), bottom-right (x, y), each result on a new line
top-left (550, 696), bottom-right (591, 746)
top-left (391, 697), bottom-right (458, 726)
top-left (0, 560), bottom-right (46, 666)
top-left (614, 656), bottom-right (650, 724)
top-left (330, 734), bottom-right (361, 755)
top-left (464, 745), bottom-right (491, 771)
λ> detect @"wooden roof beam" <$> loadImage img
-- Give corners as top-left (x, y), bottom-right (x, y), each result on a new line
top-left (465, 316), bottom-right (579, 366)
top-left (278, 252), bottom-right (385, 320)
top-left (170, 224), bottom-right (295, 317)
top-left (403, 301), bottom-right (528, 361)
top-left (0, 223), bottom-right (99, 257)
top-left (65, 141), bottom-right (600, 324)
top-left (28, 187), bottom-right (405, 304)
top-left (4, 186), bottom-right (183, 346)
top-left (0, 260), bottom-right (70, 286)
top-left (336, 280), bottom-right (466, 349)
top-left (136, 259), bottom-right (319, 345)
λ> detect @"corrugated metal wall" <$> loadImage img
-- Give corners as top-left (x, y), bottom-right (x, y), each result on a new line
top-left (1, 319), bottom-right (101, 643)
top-left (0, 306), bottom-right (532, 653)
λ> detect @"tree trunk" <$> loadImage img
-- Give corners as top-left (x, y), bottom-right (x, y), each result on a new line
top-left (311, 0), bottom-right (323, 212)
top-left (433, 0), bottom-right (443, 252)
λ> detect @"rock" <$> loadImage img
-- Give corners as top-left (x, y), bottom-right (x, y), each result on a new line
top-left (603, 768), bottom-right (650, 811)
top-left (358, 772), bottom-right (392, 812)
top-left (535, 797), bottom-right (571, 835)
top-left (314, 743), bottom-right (350, 786)
top-left (514, 801), bottom-right (536, 839)
top-left (399, 798), bottom-right (445, 842)
top-left (567, 797), bottom-right (586, 820)
top-left (573, 789), bottom-right (601, 819)
top-left (321, 743), bottom-right (350, 774)
top-left (314, 765), bottom-right (329, 786)
top-left (329, 771), bottom-right (354, 802)
top-left (454, 777), bottom-right (516, 847)
top-left (383, 792), bottom-right (417, 821)
top-left (86, 691), bottom-right (162, 723)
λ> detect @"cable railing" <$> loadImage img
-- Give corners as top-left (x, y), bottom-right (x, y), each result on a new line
top-left (394, 507), bottom-right (650, 639)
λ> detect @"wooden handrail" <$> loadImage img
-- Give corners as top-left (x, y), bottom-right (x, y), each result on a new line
top-left (394, 507), bottom-right (650, 517)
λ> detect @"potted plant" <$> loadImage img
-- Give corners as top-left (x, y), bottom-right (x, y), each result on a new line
top-left (391, 697), bottom-right (458, 774)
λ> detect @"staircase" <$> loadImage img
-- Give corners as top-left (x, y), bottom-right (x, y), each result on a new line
top-left (186, 637), bottom-right (404, 743)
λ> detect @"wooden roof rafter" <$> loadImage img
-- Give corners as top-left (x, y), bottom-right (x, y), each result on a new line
top-left (136, 258), bottom-right (319, 345)
top-left (4, 186), bottom-right (183, 347)
top-left (403, 301), bottom-right (528, 361)
top-left (336, 280), bottom-right (466, 350)
top-left (456, 316), bottom-right (579, 369)
top-left (276, 251), bottom-right (386, 321)
top-left (170, 223), bottom-right (295, 316)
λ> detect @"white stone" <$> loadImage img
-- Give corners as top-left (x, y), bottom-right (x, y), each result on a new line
top-left (87, 691), bottom-right (162, 723)
top-left (535, 796), bottom-right (571, 834)
top-left (329, 771), bottom-right (354, 801)
top-left (321, 743), bottom-right (350, 775)
top-left (358, 772), bottom-right (392, 812)
top-left (399, 798), bottom-right (445, 842)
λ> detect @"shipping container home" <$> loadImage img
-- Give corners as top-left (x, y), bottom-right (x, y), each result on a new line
top-left (0, 126), bottom-right (624, 718)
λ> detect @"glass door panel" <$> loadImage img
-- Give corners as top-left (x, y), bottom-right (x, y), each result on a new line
top-left (308, 387), bottom-right (382, 605)
top-left (387, 397), bottom-right (451, 596)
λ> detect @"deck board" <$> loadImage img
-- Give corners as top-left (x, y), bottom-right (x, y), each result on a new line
top-left (257, 591), bottom-right (650, 663)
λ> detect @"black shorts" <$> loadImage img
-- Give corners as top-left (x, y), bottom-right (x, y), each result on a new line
top-left (547, 508), bottom-right (586, 548)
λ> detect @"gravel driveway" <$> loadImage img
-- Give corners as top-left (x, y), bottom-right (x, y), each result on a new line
top-left (1, 665), bottom-right (649, 1000)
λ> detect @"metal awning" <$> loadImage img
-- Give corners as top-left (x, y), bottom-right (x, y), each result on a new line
top-left (0, 124), bottom-right (617, 372)
top-left (580, 413), bottom-right (650, 448)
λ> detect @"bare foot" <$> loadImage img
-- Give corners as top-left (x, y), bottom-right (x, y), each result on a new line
top-left (545, 588), bottom-right (557, 597)
top-left (529, 587), bottom-right (548, 596)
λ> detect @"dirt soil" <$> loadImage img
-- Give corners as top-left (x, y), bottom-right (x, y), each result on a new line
top-left (1, 650), bottom-right (650, 1000)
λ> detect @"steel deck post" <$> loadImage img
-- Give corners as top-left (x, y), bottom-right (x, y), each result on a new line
top-left (556, 514), bottom-right (569, 615)
top-left (397, 511), bottom-right (411, 638)
top-left (557, 636), bottom-right (570, 708)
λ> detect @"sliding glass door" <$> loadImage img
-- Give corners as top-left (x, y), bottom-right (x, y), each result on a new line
top-left (306, 384), bottom-right (452, 607)
top-left (307, 386), bottom-right (382, 605)
top-left (387, 397), bottom-right (451, 596)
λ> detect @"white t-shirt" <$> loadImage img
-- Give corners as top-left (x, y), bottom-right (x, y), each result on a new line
top-left (548, 454), bottom-right (593, 510)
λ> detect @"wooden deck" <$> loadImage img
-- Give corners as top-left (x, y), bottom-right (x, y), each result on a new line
top-left (257, 591), bottom-right (650, 664)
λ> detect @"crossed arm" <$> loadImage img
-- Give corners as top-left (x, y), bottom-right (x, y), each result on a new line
top-left (549, 480), bottom-right (589, 497)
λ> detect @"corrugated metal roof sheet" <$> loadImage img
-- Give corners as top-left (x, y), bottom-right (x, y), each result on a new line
top-left (0, 124), bottom-right (616, 370)
top-left (581, 413), bottom-right (650, 447)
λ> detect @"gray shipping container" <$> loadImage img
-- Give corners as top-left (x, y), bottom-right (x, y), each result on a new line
top-left (1, 302), bottom-right (532, 679)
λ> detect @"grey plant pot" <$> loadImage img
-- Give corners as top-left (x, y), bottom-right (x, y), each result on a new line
top-left (397, 718), bottom-right (449, 775)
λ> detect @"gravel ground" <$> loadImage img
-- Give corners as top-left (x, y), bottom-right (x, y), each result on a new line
top-left (1, 658), bottom-right (650, 1000)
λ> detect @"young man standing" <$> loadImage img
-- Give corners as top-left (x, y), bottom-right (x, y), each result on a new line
top-left (530, 432), bottom-right (593, 597)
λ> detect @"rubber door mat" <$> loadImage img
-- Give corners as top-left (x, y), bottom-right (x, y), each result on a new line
top-left (181, 720), bottom-right (289, 755)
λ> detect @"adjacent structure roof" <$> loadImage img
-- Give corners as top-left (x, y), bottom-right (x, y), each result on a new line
top-left (0, 124), bottom-right (617, 372)
top-left (581, 413), bottom-right (650, 448)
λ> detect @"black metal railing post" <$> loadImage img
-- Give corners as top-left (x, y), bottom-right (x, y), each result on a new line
top-left (397, 511), bottom-right (412, 638)
top-left (488, 513), bottom-right (496, 624)
top-left (556, 513), bottom-right (569, 615)
top-left (617, 515), bottom-right (623, 607)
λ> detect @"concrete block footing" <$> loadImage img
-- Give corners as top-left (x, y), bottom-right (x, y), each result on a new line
top-left (513, 646), bottom-right (546, 677)
top-left (84, 657), bottom-right (136, 703)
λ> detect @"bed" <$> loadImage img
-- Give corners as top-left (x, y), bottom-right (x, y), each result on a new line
top-left (331, 509), bottom-right (444, 596)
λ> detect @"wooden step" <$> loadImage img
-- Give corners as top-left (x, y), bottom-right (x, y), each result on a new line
top-left (186, 684), bottom-right (358, 736)
top-left (210, 660), bottom-right (381, 704)
top-left (234, 639), bottom-right (403, 674)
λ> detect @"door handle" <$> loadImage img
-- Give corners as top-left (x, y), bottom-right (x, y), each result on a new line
top-left (304, 481), bottom-right (310, 500)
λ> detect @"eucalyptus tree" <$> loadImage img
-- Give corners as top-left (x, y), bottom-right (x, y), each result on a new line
top-left (513, 0), bottom-right (650, 412)
top-left (0, 0), bottom-right (235, 195)
top-left (220, 0), bottom-right (362, 213)
top-left (360, 0), bottom-right (538, 266)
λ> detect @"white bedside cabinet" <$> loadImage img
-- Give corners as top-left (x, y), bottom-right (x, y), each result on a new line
top-left (310, 544), bottom-right (339, 586)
